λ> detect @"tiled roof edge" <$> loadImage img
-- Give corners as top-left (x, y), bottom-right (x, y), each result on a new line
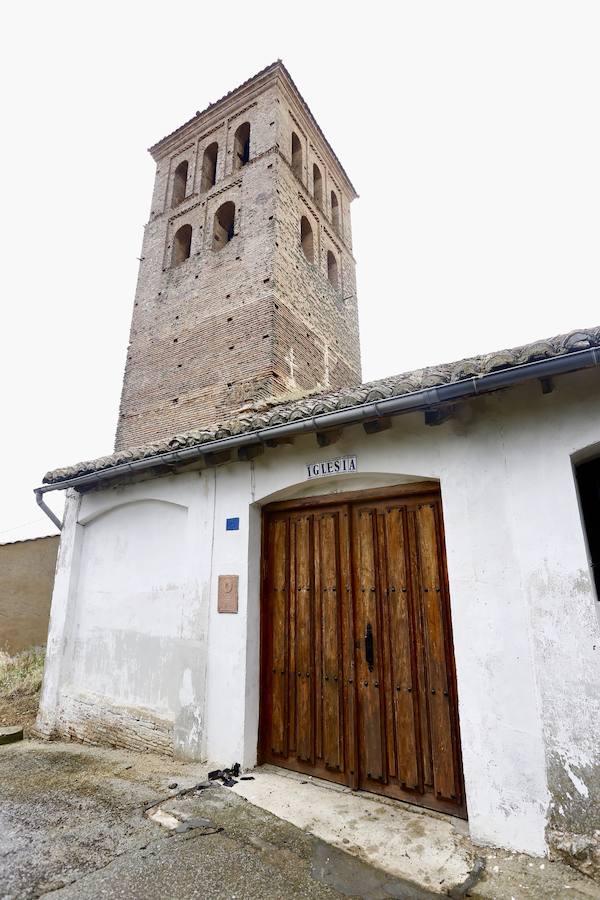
top-left (42, 325), bottom-right (600, 486)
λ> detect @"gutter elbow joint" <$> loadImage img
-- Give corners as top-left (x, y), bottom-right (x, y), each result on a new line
top-left (35, 489), bottom-right (63, 532)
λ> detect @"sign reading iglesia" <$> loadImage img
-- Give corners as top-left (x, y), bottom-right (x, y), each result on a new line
top-left (306, 456), bottom-right (358, 479)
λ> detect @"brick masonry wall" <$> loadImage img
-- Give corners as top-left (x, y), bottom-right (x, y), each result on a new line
top-left (43, 692), bottom-right (173, 756)
top-left (272, 150), bottom-right (361, 392)
top-left (0, 536), bottom-right (59, 654)
top-left (115, 71), bottom-right (361, 450)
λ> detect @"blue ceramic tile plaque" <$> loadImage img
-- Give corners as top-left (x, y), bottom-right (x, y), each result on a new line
top-left (226, 517), bottom-right (240, 531)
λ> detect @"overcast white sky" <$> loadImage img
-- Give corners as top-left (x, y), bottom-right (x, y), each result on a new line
top-left (1, 1), bottom-right (599, 542)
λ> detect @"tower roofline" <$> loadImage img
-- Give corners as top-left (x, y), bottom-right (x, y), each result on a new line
top-left (148, 60), bottom-right (358, 199)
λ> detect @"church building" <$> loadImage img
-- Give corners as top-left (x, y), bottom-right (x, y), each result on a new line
top-left (35, 62), bottom-right (600, 868)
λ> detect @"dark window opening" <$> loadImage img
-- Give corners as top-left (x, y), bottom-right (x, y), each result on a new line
top-left (576, 456), bottom-right (600, 597)
top-left (233, 122), bottom-right (250, 170)
top-left (331, 190), bottom-right (340, 232)
top-left (313, 163), bottom-right (323, 208)
top-left (300, 216), bottom-right (314, 263)
top-left (172, 160), bottom-right (188, 207)
top-left (291, 132), bottom-right (303, 179)
top-left (213, 201), bottom-right (236, 250)
top-left (201, 142), bottom-right (218, 192)
top-left (172, 224), bottom-right (192, 266)
top-left (327, 250), bottom-right (339, 290)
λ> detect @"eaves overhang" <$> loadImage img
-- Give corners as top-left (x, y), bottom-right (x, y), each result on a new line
top-left (35, 341), bottom-right (600, 506)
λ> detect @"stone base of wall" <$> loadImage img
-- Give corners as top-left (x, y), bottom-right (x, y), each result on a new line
top-left (549, 829), bottom-right (600, 881)
top-left (36, 691), bottom-right (173, 756)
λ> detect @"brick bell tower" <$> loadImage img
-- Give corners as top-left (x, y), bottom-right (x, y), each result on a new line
top-left (115, 61), bottom-right (361, 451)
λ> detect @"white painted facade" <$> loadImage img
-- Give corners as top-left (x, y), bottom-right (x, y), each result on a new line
top-left (38, 367), bottom-right (600, 858)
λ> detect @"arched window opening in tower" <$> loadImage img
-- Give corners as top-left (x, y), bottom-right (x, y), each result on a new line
top-left (300, 216), bottom-right (314, 264)
top-left (291, 132), bottom-right (303, 180)
top-left (327, 250), bottom-right (339, 290)
top-left (233, 122), bottom-right (251, 170)
top-left (331, 190), bottom-right (340, 232)
top-left (313, 163), bottom-right (323, 208)
top-left (213, 201), bottom-right (236, 250)
top-left (201, 142), bottom-right (218, 192)
top-left (172, 224), bottom-right (192, 266)
top-left (172, 160), bottom-right (188, 207)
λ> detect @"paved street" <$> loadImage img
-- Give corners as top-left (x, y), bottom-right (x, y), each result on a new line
top-left (0, 740), bottom-right (437, 900)
top-left (2, 739), bottom-right (599, 900)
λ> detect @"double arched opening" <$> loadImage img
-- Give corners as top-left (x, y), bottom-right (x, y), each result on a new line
top-left (170, 201), bottom-right (236, 263)
top-left (299, 215), bottom-right (340, 292)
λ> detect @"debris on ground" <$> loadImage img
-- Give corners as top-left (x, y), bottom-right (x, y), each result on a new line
top-left (448, 857), bottom-right (486, 899)
top-left (147, 804), bottom-right (220, 834)
top-left (147, 808), bottom-right (181, 830)
top-left (208, 762), bottom-right (243, 786)
top-left (168, 782), bottom-right (178, 789)
top-left (144, 780), bottom-right (217, 813)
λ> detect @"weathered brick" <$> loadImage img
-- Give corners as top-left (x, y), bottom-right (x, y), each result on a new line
top-left (115, 64), bottom-right (361, 450)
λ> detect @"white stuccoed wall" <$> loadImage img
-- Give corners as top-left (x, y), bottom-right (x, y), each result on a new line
top-left (38, 367), bottom-right (600, 857)
top-left (39, 473), bottom-right (216, 758)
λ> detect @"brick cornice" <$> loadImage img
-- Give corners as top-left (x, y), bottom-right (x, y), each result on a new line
top-left (149, 64), bottom-right (282, 161)
top-left (148, 61), bottom-right (358, 199)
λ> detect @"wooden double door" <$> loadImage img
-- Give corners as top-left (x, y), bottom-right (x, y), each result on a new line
top-left (259, 483), bottom-right (466, 818)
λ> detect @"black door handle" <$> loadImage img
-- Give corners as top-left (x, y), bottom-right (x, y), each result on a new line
top-left (365, 623), bottom-right (374, 671)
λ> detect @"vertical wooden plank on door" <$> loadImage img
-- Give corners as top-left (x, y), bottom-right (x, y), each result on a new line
top-left (339, 506), bottom-right (358, 788)
top-left (314, 514), bottom-right (323, 762)
top-left (385, 506), bottom-right (421, 791)
top-left (354, 506), bottom-right (385, 782)
top-left (295, 514), bottom-right (314, 764)
top-left (320, 511), bottom-right (344, 772)
top-left (376, 510), bottom-right (395, 781)
top-left (416, 502), bottom-right (459, 802)
top-left (407, 506), bottom-right (433, 793)
top-left (269, 516), bottom-right (288, 757)
top-left (288, 515), bottom-right (297, 757)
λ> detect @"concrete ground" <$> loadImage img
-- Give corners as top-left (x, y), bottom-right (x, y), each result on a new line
top-left (231, 766), bottom-right (600, 899)
top-left (1, 739), bottom-right (598, 900)
top-left (232, 766), bottom-right (473, 890)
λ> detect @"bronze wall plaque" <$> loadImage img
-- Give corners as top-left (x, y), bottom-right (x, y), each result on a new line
top-left (218, 575), bottom-right (239, 613)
